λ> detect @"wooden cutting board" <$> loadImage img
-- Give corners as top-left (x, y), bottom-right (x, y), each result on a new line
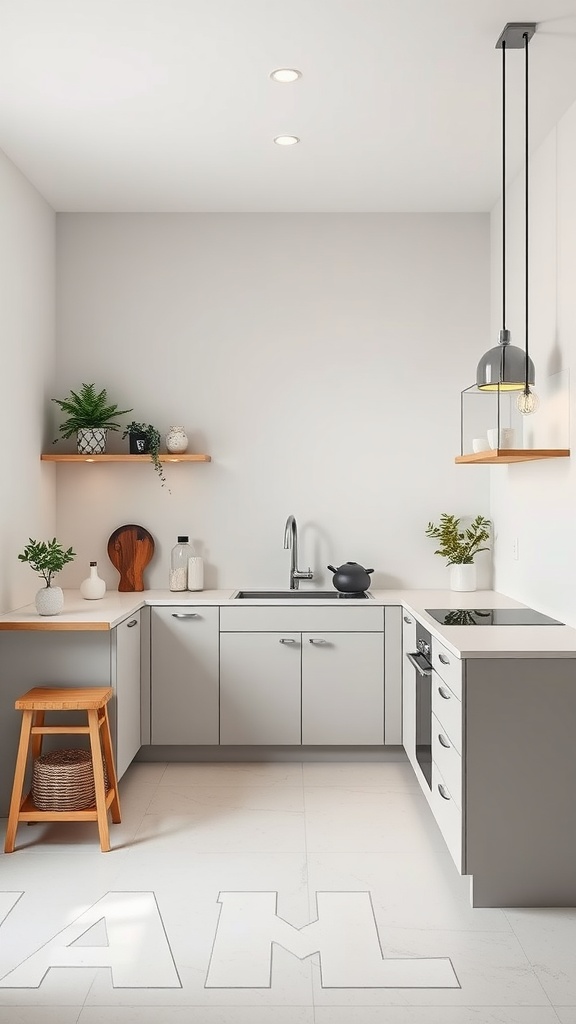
top-left (107, 524), bottom-right (155, 592)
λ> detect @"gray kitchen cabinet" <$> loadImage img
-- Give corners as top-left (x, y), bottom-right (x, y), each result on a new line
top-left (301, 632), bottom-right (384, 744)
top-left (401, 610), bottom-right (417, 770)
top-left (112, 611), bottom-right (142, 778)
top-left (150, 606), bottom-right (219, 744)
top-left (220, 632), bottom-right (301, 744)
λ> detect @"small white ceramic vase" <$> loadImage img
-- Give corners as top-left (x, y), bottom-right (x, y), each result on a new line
top-left (187, 555), bottom-right (204, 592)
top-left (449, 563), bottom-right (477, 592)
top-left (80, 561), bottom-right (106, 600)
top-left (77, 428), bottom-right (107, 455)
top-left (35, 585), bottom-right (64, 616)
top-left (165, 426), bottom-right (188, 454)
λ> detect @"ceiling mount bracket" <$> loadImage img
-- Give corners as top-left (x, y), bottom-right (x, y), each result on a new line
top-left (496, 23), bottom-right (537, 49)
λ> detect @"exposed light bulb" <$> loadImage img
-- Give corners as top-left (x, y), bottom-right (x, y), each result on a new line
top-left (517, 389), bottom-right (539, 415)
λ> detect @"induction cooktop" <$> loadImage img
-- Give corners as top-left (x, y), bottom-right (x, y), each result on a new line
top-left (425, 608), bottom-right (564, 626)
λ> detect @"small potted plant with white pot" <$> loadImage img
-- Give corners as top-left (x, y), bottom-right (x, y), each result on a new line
top-left (52, 383), bottom-right (132, 455)
top-left (425, 513), bottom-right (491, 592)
top-left (18, 538), bottom-right (76, 615)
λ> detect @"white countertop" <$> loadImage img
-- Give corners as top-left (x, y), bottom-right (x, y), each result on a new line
top-left (1, 587), bottom-right (575, 658)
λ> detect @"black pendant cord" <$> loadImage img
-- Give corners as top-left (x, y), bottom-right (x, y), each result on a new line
top-left (502, 39), bottom-right (506, 332)
top-left (524, 31), bottom-right (530, 394)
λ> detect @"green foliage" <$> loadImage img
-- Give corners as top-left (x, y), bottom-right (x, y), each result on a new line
top-left (425, 513), bottom-right (491, 565)
top-left (18, 538), bottom-right (76, 588)
top-left (122, 421), bottom-right (168, 488)
top-left (53, 383), bottom-right (132, 439)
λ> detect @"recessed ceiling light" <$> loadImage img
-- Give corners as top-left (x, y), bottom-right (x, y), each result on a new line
top-left (274, 135), bottom-right (300, 146)
top-left (270, 68), bottom-right (302, 83)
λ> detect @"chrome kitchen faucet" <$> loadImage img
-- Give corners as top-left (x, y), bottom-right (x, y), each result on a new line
top-left (283, 515), bottom-right (313, 590)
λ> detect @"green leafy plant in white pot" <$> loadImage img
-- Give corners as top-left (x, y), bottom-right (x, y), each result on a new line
top-left (52, 383), bottom-right (132, 455)
top-left (18, 538), bottom-right (76, 615)
top-left (425, 513), bottom-right (491, 592)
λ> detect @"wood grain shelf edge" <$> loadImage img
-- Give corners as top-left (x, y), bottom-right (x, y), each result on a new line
top-left (41, 453), bottom-right (211, 462)
top-left (455, 448), bottom-right (570, 464)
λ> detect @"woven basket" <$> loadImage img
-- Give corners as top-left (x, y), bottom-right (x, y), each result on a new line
top-left (32, 748), bottom-right (107, 811)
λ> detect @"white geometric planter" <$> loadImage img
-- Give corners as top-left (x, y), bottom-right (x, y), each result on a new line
top-left (77, 428), bottom-right (107, 455)
top-left (35, 586), bottom-right (64, 616)
top-left (449, 563), bottom-right (477, 592)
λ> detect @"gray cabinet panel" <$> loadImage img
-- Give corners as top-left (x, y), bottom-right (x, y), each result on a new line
top-left (151, 606), bottom-right (219, 745)
top-left (220, 633), bottom-right (301, 745)
top-left (301, 632), bottom-right (384, 745)
top-left (113, 611), bottom-right (141, 778)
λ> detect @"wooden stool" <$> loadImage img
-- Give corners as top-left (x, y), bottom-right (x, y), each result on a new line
top-left (4, 686), bottom-right (121, 854)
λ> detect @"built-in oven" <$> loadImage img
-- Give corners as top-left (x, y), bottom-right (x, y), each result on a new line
top-left (405, 621), bottom-right (434, 788)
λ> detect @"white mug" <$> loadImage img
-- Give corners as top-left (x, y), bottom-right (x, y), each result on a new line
top-left (472, 438), bottom-right (490, 453)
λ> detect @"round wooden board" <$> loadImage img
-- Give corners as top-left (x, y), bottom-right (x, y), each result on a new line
top-left (107, 524), bottom-right (155, 592)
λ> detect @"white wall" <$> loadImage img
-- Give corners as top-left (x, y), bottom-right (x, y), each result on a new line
top-left (0, 149), bottom-right (56, 612)
top-left (54, 213), bottom-right (490, 592)
top-left (491, 99), bottom-right (576, 625)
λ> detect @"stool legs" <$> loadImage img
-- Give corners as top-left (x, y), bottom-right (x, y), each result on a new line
top-left (5, 710), bottom-right (33, 854)
top-left (100, 706), bottom-right (121, 824)
top-left (88, 709), bottom-right (110, 853)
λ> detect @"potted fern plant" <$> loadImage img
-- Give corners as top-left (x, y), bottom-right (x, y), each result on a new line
top-left (122, 421), bottom-right (168, 488)
top-left (18, 538), bottom-right (76, 615)
top-left (52, 383), bottom-right (132, 455)
top-left (425, 513), bottom-right (491, 592)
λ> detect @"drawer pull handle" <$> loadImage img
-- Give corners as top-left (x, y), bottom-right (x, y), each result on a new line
top-left (438, 784), bottom-right (451, 801)
top-left (406, 652), bottom-right (432, 677)
top-left (172, 613), bottom-right (199, 619)
top-left (438, 733), bottom-right (451, 748)
top-left (403, 615), bottom-right (412, 624)
top-left (438, 686), bottom-right (452, 700)
top-left (438, 653), bottom-right (450, 665)
top-left (309, 638), bottom-right (327, 644)
top-left (279, 638), bottom-right (296, 644)
top-left (126, 619), bottom-right (138, 628)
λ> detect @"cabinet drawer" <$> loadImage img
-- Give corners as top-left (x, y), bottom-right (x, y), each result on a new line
top-left (431, 762), bottom-right (463, 871)
top-left (220, 605), bottom-right (384, 633)
top-left (431, 638), bottom-right (462, 699)
top-left (431, 677), bottom-right (462, 753)
top-left (432, 713), bottom-right (462, 809)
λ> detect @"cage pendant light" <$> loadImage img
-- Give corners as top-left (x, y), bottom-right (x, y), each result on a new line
top-left (476, 22), bottom-right (536, 392)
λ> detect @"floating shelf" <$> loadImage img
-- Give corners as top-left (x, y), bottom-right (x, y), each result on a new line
top-left (41, 453), bottom-right (211, 463)
top-left (455, 449), bottom-right (570, 465)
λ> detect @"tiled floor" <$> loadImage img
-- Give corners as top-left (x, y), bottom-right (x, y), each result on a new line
top-left (0, 759), bottom-right (575, 1023)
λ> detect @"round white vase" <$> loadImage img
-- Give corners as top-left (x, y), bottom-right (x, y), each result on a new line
top-left (165, 425), bottom-right (188, 454)
top-left (449, 563), bottom-right (477, 592)
top-left (35, 585), bottom-right (64, 616)
top-left (80, 561), bottom-right (106, 600)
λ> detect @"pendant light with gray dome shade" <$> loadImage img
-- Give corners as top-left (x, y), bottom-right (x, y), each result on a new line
top-left (476, 23), bottom-right (536, 398)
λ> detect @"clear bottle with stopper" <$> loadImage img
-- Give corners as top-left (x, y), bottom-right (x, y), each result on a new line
top-left (169, 536), bottom-right (191, 591)
top-left (80, 561), bottom-right (106, 600)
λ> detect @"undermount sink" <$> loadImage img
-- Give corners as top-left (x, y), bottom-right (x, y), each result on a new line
top-left (232, 590), bottom-right (372, 600)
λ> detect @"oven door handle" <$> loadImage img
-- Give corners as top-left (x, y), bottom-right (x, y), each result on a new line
top-left (406, 652), bottom-right (433, 677)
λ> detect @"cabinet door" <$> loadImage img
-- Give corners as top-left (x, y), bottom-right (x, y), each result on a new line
top-left (401, 611), bottom-right (417, 768)
top-left (220, 633), bottom-right (301, 744)
top-left (114, 612), bottom-right (142, 778)
top-left (302, 632), bottom-right (384, 745)
top-left (151, 607), bottom-right (219, 744)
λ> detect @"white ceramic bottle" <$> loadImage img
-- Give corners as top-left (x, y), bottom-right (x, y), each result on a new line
top-left (165, 426), bottom-right (189, 454)
top-left (80, 561), bottom-right (107, 600)
top-left (187, 554), bottom-right (204, 591)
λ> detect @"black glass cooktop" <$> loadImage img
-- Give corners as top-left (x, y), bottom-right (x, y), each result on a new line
top-left (425, 608), bottom-right (564, 626)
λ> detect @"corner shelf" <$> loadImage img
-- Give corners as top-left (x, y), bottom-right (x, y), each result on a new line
top-left (41, 454), bottom-right (211, 463)
top-left (455, 449), bottom-right (570, 464)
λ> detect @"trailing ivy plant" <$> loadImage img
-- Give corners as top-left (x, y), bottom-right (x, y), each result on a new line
top-left (18, 538), bottom-right (76, 588)
top-left (122, 421), bottom-right (168, 489)
top-left (52, 383), bottom-right (132, 440)
top-left (425, 513), bottom-right (491, 565)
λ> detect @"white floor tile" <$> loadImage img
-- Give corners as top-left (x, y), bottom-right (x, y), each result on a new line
top-left (313, 1008), bottom-right (561, 1024)
top-left (160, 763), bottom-right (304, 787)
top-left (122, 762), bottom-right (167, 785)
top-left (304, 786), bottom-right (445, 854)
top-left (310, 929), bottom-right (550, 1006)
top-left (505, 908), bottom-right (576, 1004)
top-left (79, 1007), bottom-right (314, 1023)
top-left (145, 784), bottom-right (305, 815)
top-left (0, 1010), bottom-right (82, 1023)
top-left (303, 762), bottom-right (420, 790)
top-left (130, 806), bottom-right (307, 854)
top-left (556, 1010), bottom-right (576, 1023)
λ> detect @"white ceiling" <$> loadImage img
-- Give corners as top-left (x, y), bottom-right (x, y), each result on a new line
top-left (1, 0), bottom-right (576, 212)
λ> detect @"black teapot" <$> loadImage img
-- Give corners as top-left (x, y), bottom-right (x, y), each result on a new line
top-left (327, 561), bottom-right (374, 594)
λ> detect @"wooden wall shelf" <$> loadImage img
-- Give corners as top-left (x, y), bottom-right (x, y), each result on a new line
top-left (455, 449), bottom-right (570, 465)
top-left (41, 454), bottom-right (211, 463)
